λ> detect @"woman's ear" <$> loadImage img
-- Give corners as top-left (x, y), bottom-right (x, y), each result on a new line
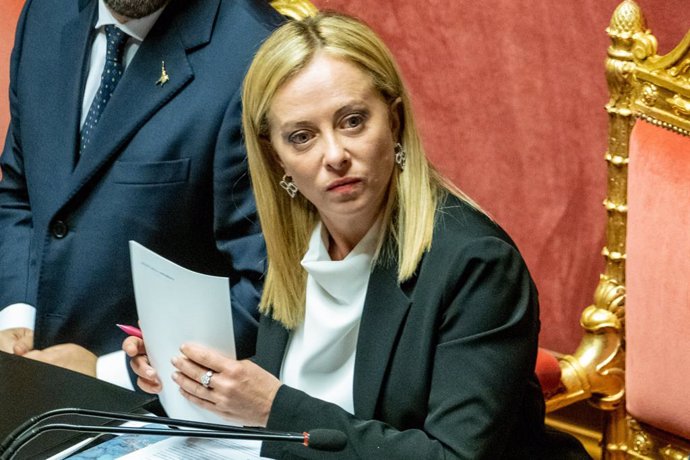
top-left (389, 97), bottom-right (403, 141)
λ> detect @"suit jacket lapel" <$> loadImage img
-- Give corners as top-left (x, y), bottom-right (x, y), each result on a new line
top-left (68, 0), bottom-right (220, 199)
top-left (353, 260), bottom-right (411, 419)
top-left (55, 0), bottom-right (96, 178)
top-left (256, 315), bottom-right (290, 378)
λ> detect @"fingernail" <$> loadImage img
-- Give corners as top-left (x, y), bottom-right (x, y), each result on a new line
top-left (171, 356), bottom-right (178, 366)
top-left (146, 368), bottom-right (155, 378)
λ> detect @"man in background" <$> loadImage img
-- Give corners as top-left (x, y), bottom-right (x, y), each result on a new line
top-left (0, 0), bottom-right (281, 388)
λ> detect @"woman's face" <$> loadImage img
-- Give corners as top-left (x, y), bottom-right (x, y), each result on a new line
top-left (267, 52), bottom-right (399, 235)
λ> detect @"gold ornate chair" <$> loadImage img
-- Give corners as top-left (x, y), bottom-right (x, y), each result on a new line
top-left (544, 1), bottom-right (690, 458)
top-left (270, 0), bottom-right (318, 20)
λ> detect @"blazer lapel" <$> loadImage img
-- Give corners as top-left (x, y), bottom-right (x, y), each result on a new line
top-left (353, 261), bottom-right (411, 419)
top-left (68, 0), bottom-right (220, 200)
top-left (256, 316), bottom-right (290, 378)
top-left (53, 1), bottom-right (97, 179)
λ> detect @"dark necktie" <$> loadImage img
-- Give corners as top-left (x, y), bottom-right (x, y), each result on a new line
top-left (80, 25), bottom-right (128, 155)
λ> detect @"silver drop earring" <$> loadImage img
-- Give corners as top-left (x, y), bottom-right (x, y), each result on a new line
top-left (394, 142), bottom-right (406, 170)
top-left (279, 174), bottom-right (298, 198)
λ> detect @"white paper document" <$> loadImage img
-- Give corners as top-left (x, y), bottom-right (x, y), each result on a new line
top-left (118, 438), bottom-right (265, 459)
top-left (129, 241), bottom-right (236, 425)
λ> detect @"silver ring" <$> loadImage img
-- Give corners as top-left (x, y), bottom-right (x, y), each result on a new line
top-left (200, 370), bottom-right (213, 388)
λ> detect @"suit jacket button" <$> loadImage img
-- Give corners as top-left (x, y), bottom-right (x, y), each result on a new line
top-left (51, 220), bottom-right (68, 239)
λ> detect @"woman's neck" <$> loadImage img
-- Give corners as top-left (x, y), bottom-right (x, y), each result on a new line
top-left (326, 232), bottom-right (358, 261)
top-left (321, 214), bottom-right (382, 261)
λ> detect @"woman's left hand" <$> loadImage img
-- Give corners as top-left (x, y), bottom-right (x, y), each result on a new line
top-left (172, 343), bottom-right (281, 427)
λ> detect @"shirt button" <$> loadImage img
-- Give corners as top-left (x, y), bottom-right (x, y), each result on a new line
top-left (51, 220), bottom-right (68, 239)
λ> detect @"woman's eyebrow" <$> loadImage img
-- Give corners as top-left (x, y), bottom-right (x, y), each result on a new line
top-left (333, 103), bottom-right (369, 120)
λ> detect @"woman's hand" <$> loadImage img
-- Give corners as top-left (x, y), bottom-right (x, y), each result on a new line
top-left (122, 336), bottom-right (162, 394)
top-left (172, 342), bottom-right (281, 427)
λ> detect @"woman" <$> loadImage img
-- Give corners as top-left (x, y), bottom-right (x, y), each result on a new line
top-left (125, 12), bottom-right (588, 459)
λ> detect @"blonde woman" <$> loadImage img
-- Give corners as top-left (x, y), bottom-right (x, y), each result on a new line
top-left (126, 12), bottom-right (589, 459)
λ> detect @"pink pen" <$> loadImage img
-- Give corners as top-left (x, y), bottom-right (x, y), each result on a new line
top-left (116, 323), bottom-right (143, 338)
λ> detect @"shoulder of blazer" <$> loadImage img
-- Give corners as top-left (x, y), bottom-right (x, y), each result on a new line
top-left (391, 193), bottom-right (524, 299)
top-left (366, 194), bottom-right (503, 293)
top-left (166, 0), bottom-right (284, 53)
top-left (235, 0), bottom-right (286, 30)
top-left (431, 193), bottom-right (519, 253)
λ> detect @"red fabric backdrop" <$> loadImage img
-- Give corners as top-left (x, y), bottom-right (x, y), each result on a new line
top-left (0, 0), bottom-right (25, 141)
top-left (0, 1), bottom-right (688, 352)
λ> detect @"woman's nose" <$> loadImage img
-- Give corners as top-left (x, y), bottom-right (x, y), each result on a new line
top-left (323, 135), bottom-right (350, 170)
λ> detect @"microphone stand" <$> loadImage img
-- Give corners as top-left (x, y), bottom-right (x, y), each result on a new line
top-left (0, 408), bottom-right (346, 459)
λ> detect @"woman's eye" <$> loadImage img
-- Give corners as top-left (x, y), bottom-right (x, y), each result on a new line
top-left (342, 114), bottom-right (365, 130)
top-left (288, 131), bottom-right (313, 145)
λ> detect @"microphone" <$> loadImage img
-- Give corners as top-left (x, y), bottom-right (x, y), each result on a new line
top-left (0, 408), bottom-right (346, 459)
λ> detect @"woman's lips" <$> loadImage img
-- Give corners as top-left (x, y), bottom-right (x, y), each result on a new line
top-left (327, 177), bottom-right (361, 191)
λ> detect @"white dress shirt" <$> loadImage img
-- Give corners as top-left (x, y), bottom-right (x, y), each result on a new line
top-left (0, 0), bottom-right (165, 390)
top-left (280, 221), bottom-right (379, 414)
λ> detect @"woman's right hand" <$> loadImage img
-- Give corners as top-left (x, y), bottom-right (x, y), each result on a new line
top-left (122, 336), bottom-right (162, 394)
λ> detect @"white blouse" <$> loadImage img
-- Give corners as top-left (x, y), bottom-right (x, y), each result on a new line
top-left (280, 221), bottom-right (380, 414)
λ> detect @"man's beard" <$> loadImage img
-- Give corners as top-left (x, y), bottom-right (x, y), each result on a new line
top-left (104, 0), bottom-right (168, 19)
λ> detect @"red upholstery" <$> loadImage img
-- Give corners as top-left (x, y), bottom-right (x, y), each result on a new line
top-left (535, 348), bottom-right (561, 396)
top-left (626, 120), bottom-right (690, 439)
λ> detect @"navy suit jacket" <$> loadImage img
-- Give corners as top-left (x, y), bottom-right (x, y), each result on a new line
top-left (0, 0), bottom-right (281, 357)
top-left (256, 196), bottom-right (586, 459)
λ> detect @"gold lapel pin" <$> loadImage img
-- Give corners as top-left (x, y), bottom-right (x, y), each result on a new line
top-left (156, 61), bottom-right (169, 86)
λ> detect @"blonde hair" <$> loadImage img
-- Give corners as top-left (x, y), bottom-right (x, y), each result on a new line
top-left (242, 12), bottom-right (477, 328)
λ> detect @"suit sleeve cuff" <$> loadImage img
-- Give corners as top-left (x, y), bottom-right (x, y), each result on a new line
top-left (266, 384), bottom-right (314, 431)
top-left (0, 303), bottom-right (36, 330)
top-left (97, 350), bottom-right (135, 391)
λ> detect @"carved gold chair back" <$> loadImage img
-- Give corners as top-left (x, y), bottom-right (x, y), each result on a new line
top-left (270, 0), bottom-right (318, 20)
top-left (546, 1), bottom-right (690, 458)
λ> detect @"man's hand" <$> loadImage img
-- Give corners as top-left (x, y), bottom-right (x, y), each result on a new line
top-left (0, 327), bottom-right (34, 355)
top-left (23, 343), bottom-right (97, 377)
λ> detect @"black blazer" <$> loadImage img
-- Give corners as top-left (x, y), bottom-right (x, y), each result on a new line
top-left (0, 0), bottom-right (282, 356)
top-left (255, 195), bottom-right (558, 459)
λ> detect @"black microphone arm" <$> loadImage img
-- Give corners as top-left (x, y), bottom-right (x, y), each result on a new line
top-left (0, 407), bottom-right (347, 459)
